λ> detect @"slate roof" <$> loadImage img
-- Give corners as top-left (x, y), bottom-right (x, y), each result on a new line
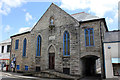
top-left (0, 38), bottom-right (11, 44)
top-left (104, 30), bottom-right (120, 42)
top-left (18, 27), bottom-right (32, 34)
top-left (11, 27), bottom-right (32, 37)
top-left (71, 12), bottom-right (100, 22)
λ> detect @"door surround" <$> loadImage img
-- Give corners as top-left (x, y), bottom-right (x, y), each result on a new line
top-left (48, 45), bottom-right (56, 69)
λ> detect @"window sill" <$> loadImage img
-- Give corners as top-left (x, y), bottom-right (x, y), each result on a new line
top-left (62, 55), bottom-right (70, 58)
top-left (22, 56), bottom-right (27, 58)
top-left (15, 49), bottom-right (18, 51)
top-left (49, 24), bottom-right (55, 30)
top-left (35, 56), bottom-right (41, 58)
top-left (85, 45), bottom-right (95, 47)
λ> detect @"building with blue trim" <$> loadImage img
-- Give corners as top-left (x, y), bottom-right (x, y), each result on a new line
top-left (104, 30), bottom-right (120, 78)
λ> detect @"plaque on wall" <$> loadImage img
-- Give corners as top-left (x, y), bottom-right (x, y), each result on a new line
top-left (49, 36), bottom-right (55, 40)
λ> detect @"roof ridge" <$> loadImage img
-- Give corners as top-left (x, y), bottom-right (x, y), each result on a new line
top-left (108, 30), bottom-right (120, 32)
top-left (71, 12), bottom-right (85, 15)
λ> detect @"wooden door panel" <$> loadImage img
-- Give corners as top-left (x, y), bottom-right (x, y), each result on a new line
top-left (49, 53), bottom-right (55, 69)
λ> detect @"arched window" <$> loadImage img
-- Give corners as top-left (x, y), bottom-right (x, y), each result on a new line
top-left (63, 31), bottom-right (70, 56)
top-left (50, 17), bottom-right (54, 25)
top-left (23, 38), bottom-right (27, 57)
top-left (85, 28), bottom-right (94, 46)
top-left (36, 35), bottom-right (41, 56)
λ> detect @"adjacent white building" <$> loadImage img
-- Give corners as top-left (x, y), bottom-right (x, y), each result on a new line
top-left (104, 30), bottom-right (120, 78)
top-left (0, 38), bottom-right (11, 70)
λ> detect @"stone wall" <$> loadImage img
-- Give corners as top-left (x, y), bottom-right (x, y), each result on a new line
top-left (11, 33), bottom-right (34, 72)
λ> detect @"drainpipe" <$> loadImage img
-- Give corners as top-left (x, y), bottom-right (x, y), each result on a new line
top-left (100, 21), bottom-right (106, 79)
top-left (9, 38), bottom-right (12, 72)
top-left (79, 22), bottom-right (82, 76)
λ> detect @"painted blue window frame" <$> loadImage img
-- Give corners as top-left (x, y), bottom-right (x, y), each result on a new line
top-left (17, 65), bottom-right (20, 70)
top-left (23, 38), bottom-right (27, 57)
top-left (36, 35), bottom-right (41, 56)
top-left (84, 28), bottom-right (94, 46)
top-left (15, 39), bottom-right (19, 50)
top-left (25, 65), bottom-right (28, 71)
top-left (63, 31), bottom-right (70, 56)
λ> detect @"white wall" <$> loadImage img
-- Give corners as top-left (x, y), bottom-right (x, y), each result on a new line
top-left (0, 42), bottom-right (11, 59)
top-left (104, 42), bottom-right (119, 78)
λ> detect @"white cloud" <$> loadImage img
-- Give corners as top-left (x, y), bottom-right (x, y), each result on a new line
top-left (4, 25), bottom-right (11, 32)
top-left (106, 17), bottom-right (114, 24)
top-left (19, 27), bottom-right (31, 33)
top-left (0, 0), bottom-right (26, 15)
top-left (60, 0), bottom-right (119, 17)
top-left (114, 10), bottom-right (118, 19)
top-left (25, 12), bottom-right (33, 22)
top-left (60, 0), bottom-right (89, 10)
top-left (22, 9), bottom-right (26, 12)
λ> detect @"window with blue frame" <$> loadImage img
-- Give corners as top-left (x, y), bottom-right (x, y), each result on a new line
top-left (25, 65), bottom-right (28, 71)
top-left (63, 31), bottom-right (70, 56)
top-left (15, 39), bottom-right (19, 50)
top-left (36, 35), bottom-right (41, 56)
top-left (85, 28), bottom-right (94, 46)
top-left (23, 38), bottom-right (27, 57)
top-left (17, 65), bottom-right (20, 70)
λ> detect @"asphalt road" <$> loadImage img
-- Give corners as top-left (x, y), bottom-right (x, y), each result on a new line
top-left (1, 71), bottom-right (119, 80)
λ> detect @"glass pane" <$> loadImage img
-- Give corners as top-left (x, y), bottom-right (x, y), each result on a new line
top-left (37, 37), bottom-right (40, 56)
top-left (85, 30), bottom-right (88, 36)
top-left (64, 34), bottom-right (66, 41)
top-left (85, 30), bottom-right (89, 46)
top-left (15, 40), bottom-right (19, 49)
top-left (39, 38), bottom-right (41, 56)
top-left (25, 39), bottom-right (26, 56)
top-left (67, 40), bottom-right (70, 55)
top-left (64, 41), bottom-right (66, 55)
top-left (90, 29), bottom-right (94, 46)
top-left (86, 36), bottom-right (89, 46)
top-left (50, 18), bottom-right (54, 25)
top-left (90, 36), bottom-right (94, 45)
top-left (90, 29), bottom-right (93, 34)
top-left (16, 40), bottom-right (19, 49)
top-left (67, 33), bottom-right (69, 39)
top-left (23, 39), bottom-right (26, 56)
top-left (7, 45), bottom-right (11, 52)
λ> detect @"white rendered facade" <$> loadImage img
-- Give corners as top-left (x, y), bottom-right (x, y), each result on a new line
top-left (0, 39), bottom-right (11, 70)
top-left (104, 31), bottom-right (120, 78)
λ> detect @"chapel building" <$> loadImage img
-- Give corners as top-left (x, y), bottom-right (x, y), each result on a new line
top-left (10, 3), bottom-right (108, 78)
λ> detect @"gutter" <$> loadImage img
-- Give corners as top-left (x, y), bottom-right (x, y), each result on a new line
top-left (10, 31), bottom-right (30, 38)
top-left (103, 41), bottom-right (120, 43)
top-left (79, 18), bottom-right (108, 32)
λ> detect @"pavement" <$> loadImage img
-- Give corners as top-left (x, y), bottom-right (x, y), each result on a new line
top-left (0, 71), bottom-right (65, 80)
top-left (2, 71), bottom-right (40, 79)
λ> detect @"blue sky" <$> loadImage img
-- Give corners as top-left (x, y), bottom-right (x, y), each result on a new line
top-left (0, 0), bottom-right (119, 42)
